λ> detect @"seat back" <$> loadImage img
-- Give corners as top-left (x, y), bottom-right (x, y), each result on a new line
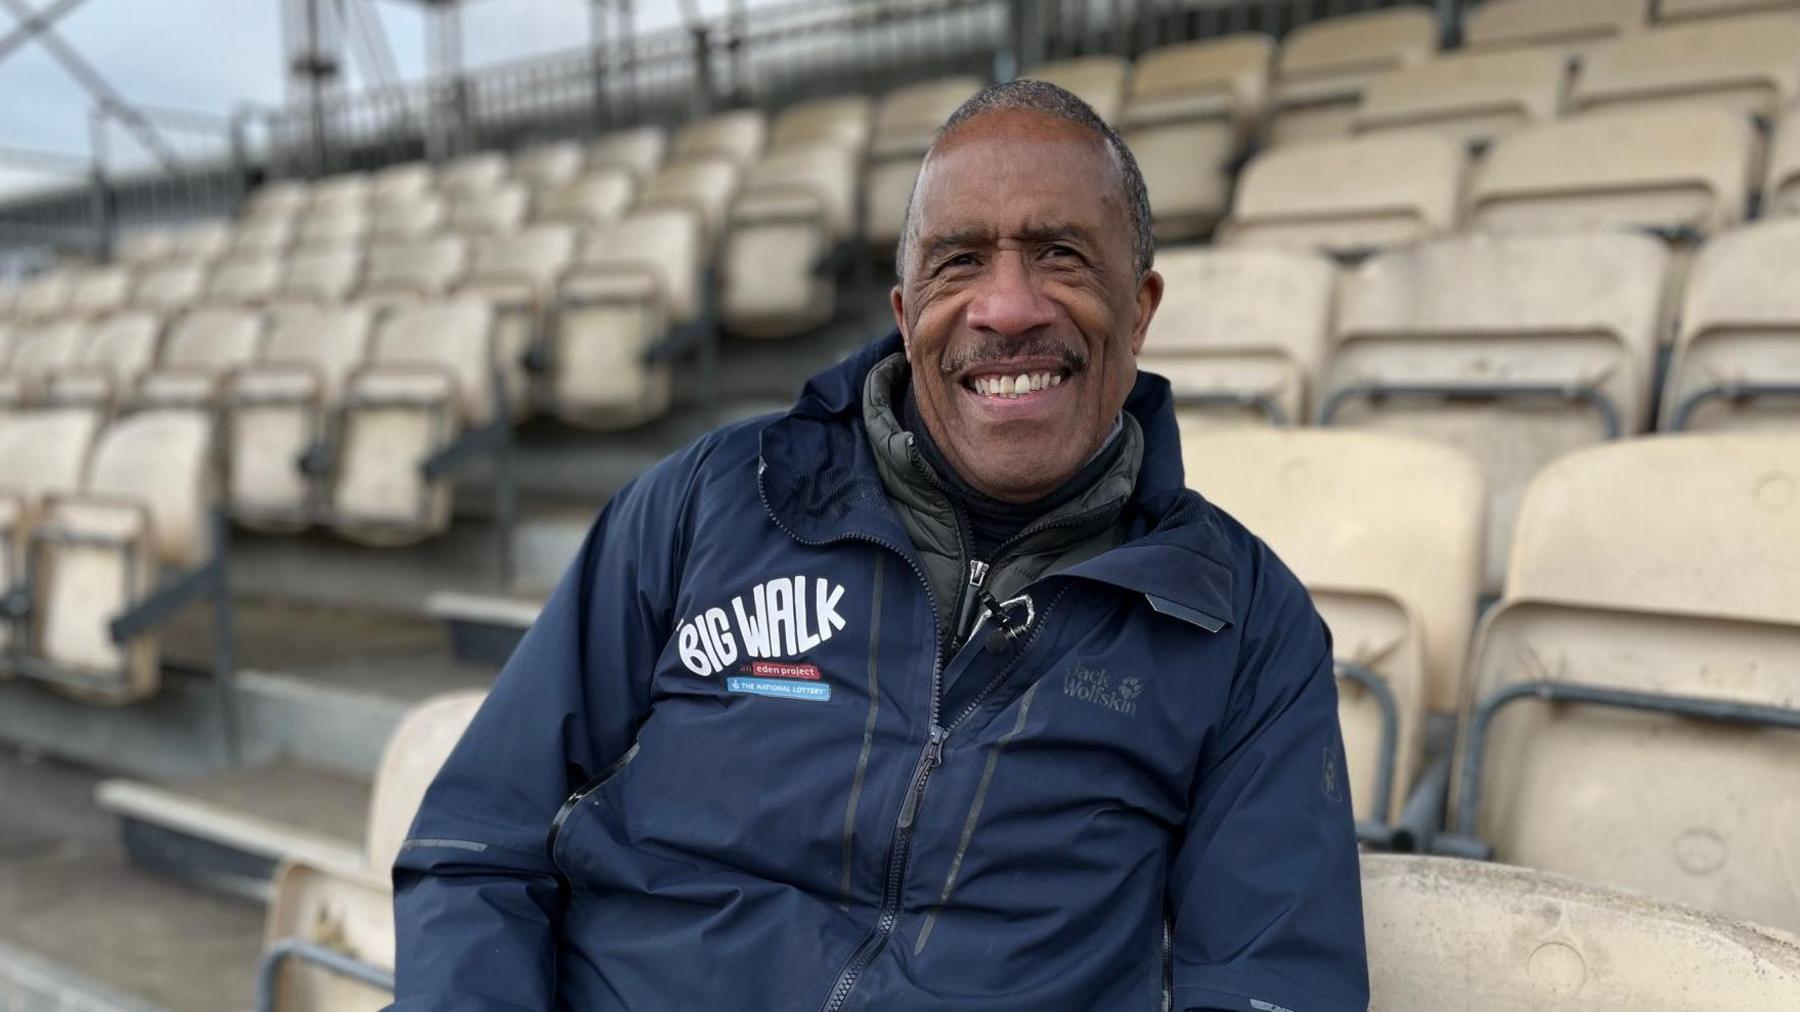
top-left (1024, 55), bottom-right (1132, 124)
top-left (257, 304), bottom-right (377, 403)
top-left (1187, 431), bottom-right (1483, 818)
top-left (1764, 107), bottom-right (1800, 217)
top-left (244, 179), bottom-right (310, 220)
top-left (1271, 7), bottom-right (1439, 145)
top-left (1660, 0), bottom-right (1800, 23)
top-left (575, 209), bottom-right (704, 324)
top-left (770, 96), bottom-right (872, 152)
top-left (5, 320), bottom-right (88, 387)
top-left (206, 256), bottom-right (283, 305)
top-left (1332, 232), bottom-right (1668, 593)
top-left (131, 262), bottom-right (209, 312)
top-left (1354, 47), bottom-right (1568, 149)
top-left (84, 409), bottom-right (214, 568)
top-left (1462, 0), bottom-right (1645, 57)
top-left (1363, 854), bottom-right (1800, 1010)
top-left (865, 76), bottom-right (984, 247)
top-left (279, 247), bottom-right (363, 304)
top-left (1572, 13), bottom-right (1800, 122)
top-left (161, 307), bottom-right (264, 375)
top-left (635, 159), bottom-right (741, 240)
top-left (294, 207), bottom-right (371, 248)
top-left (0, 409), bottom-right (99, 505)
top-left (1141, 246), bottom-right (1335, 426)
top-left (467, 225), bottom-right (577, 298)
top-left (116, 229), bottom-right (176, 267)
top-left (532, 168), bottom-right (635, 228)
top-left (371, 162), bottom-right (435, 207)
top-left (370, 195), bottom-right (446, 242)
top-left (14, 271), bottom-right (72, 322)
top-left (735, 145), bottom-right (859, 239)
top-left (1662, 219), bottom-right (1800, 431)
top-left (448, 182), bottom-right (529, 236)
top-left (437, 151), bottom-right (510, 198)
top-left (68, 312), bottom-right (163, 389)
top-left (230, 216), bottom-right (296, 256)
top-left (1468, 433), bottom-right (1800, 931)
top-left (306, 172), bottom-right (371, 216)
top-left (513, 140), bottom-right (586, 189)
top-left (367, 295), bottom-right (496, 422)
top-left (65, 267), bottom-right (134, 318)
top-left (361, 236), bottom-right (468, 300)
top-left (364, 691), bottom-right (487, 872)
top-left (590, 125), bottom-right (668, 179)
top-left (169, 222), bottom-right (233, 263)
top-left (669, 109), bottom-right (766, 167)
top-left (1222, 132), bottom-right (1465, 255)
top-left (1468, 106), bottom-right (1755, 237)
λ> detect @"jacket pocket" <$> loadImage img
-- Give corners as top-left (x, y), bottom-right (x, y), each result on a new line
top-left (547, 741), bottom-right (641, 876)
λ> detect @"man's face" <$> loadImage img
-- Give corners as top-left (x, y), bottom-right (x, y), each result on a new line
top-left (893, 111), bottom-right (1163, 504)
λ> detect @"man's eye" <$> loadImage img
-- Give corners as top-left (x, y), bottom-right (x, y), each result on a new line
top-left (1044, 245), bottom-right (1080, 260)
top-left (942, 253), bottom-right (980, 270)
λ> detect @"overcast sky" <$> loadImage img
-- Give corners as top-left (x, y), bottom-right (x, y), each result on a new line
top-left (0, 0), bottom-right (756, 197)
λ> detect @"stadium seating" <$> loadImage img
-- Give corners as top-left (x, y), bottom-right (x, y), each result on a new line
top-left (231, 215), bottom-right (297, 257)
top-left (769, 95), bottom-right (872, 153)
top-left (448, 182), bottom-right (529, 236)
top-left (261, 691), bottom-right (483, 1012)
top-left (206, 255), bottom-right (284, 306)
top-left (46, 310), bottom-right (162, 412)
top-left (588, 124), bottom-right (668, 180)
top-left (1363, 855), bottom-right (1800, 1009)
top-left (295, 207), bottom-right (371, 249)
top-left (278, 247), bottom-right (363, 305)
top-left (371, 163), bottom-right (435, 208)
top-left (63, 266), bottom-right (133, 319)
top-left (634, 158), bottom-right (741, 241)
top-left (1569, 13), bottom-right (1800, 124)
top-left (0, 319), bottom-right (86, 406)
top-left (458, 225), bottom-right (579, 416)
top-left (136, 306), bottom-right (264, 409)
top-left (307, 173), bottom-right (371, 217)
top-left (1185, 430), bottom-right (1483, 822)
top-left (1220, 132), bottom-right (1465, 256)
top-left (1353, 47), bottom-right (1567, 149)
top-left (1661, 219), bottom-right (1800, 431)
top-left (13, 269), bottom-right (72, 322)
top-left (369, 194), bottom-right (447, 243)
top-left (1660, 0), bottom-right (1800, 23)
top-left (243, 179), bottom-right (309, 222)
top-left (359, 235), bottom-right (469, 308)
top-left (513, 140), bottom-right (586, 190)
top-left (720, 145), bottom-right (859, 338)
top-left (531, 168), bottom-right (635, 228)
top-left (131, 261), bottom-right (208, 313)
top-left (332, 297), bottom-right (497, 545)
top-left (115, 228), bottom-right (176, 267)
top-left (1023, 54), bottom-right (1132, 124)
top-left (168, 221), bottom-right (233, 264)
top-left (1766, 108), bottom-right (1800, 215)
top-left (436, 151), bottom-right (510, 198)
top-left (863, 75), bottom-right (983, 253)
top-left (1460, 0), bottom-right (1645, 62)
top-left (0, 409), bottom-right (97, 653)
top-left (1268, 7), bottom-right (1439, 146)
top-left (1139, 246), bottom-right (1334, 426)
top-left (1120, 34), bottom-right (1273, 239)
top-left (668, 108), bottom-right (766, 168)
top-left (1330, 232), bottom-right (1668, 592)
top-left (1466, 106), bottom-right (1755, 239)
top-left (1449, 433), bottom-right (1800, 932)
top-left (225, 304), bottom-right (377, 531)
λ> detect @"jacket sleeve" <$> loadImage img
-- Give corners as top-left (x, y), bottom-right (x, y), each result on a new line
top-left (1167, 548), bottom-right (1369, 1012)
top-left (389, 462), bottom-right (686, 1010)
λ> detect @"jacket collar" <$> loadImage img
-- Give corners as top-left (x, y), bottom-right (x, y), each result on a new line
top-left (758, 331), bottom-right (1236, 627)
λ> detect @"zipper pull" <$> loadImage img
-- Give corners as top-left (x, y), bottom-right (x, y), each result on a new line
top-left (968, 560), bottom-right (989, 590)
top-left (897, 725), bottom-right (948, 830)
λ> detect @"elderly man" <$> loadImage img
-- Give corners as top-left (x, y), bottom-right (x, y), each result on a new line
top-left (394, 81), bottom-right (1367, 1011)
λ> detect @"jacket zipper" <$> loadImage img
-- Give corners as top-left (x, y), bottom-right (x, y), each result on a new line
top-left (1161, 914), bottom-right (1173, 1012)
top-left (546, 741), bottom-right (641, 868)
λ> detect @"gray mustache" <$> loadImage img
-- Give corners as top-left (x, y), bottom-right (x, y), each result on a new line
top-left (939, 339), bottom-right (1088, 376)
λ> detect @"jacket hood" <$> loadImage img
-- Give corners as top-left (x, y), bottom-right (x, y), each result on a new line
top-left (760, 331), bottom-right (1235, 628)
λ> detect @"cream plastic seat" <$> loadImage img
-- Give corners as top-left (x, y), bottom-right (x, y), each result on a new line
top-left (1769, 109), bottom-right (1800, 215)
top-left (769, 96), bottom-right (872, 153)
top-left (1140, 246), bottom-right (1335, 427)
top-left (27, 410), bottom-right (213, 703)
top-left (244, 180), bottom-right (311, 222)
top-left (131, 262), bottom-right (211, 313)
top-left (1661, 0), bottom-right (1800, 22)
top-left (1024, 55), bottom-right (1131, 124)
top-left (44, 311), bottom-right (164, 413)
top-left (448, 182), bottom-right (529, 237)
top-left (13, 271), bottom-right (73, 323)
top-left (370, 163), bottom-right (435, 208)
top-left (1220, 131), bottom-right (1465, 256)
top-left (1363, 854), bottom-right (1800, 1010)
top-left (1661, 219), bottom-right (1800, 431)
top-left (1448, 433), bottom-right (1800, 932)
top-left (116, 228), bottom-right (177, 267)
top-left (1187, 432), bottom-right (1482, 822)
top-left (136, 307), bottom-right (265, 409)
top-left (513, 140), bottom-right (586, 190)
top-left (262, 691), bottom-right (484, 1012)
top-left (231, 215), bottom-right (297, 257)
top-left (358, 236), bottom-right (468, 308)
top-left (206, 256), bottom-right (283, 307)
top-left (1462, 0), bottom-right (1645, 63)
top-left (634, 159), bottom-right (741, 242)
top-left (294, 208), bottom-right (371, 250)
top-left (459, 225), bottom-right (578, 417)
top-left (169, 222), bottom-right (233, 264)
top-left (369, 196), bottom-right (446, 244)
top-left (550, 208), bottom-right (703, 429)
top-left (225, 305), bottom-right (376, 532)
top-left (1354, 47), bottom-right (1567, 150)
top-left (1328, 232), bottom-right (1667, 593)
top-left (1122, 35), bottom-right (1274, 239)
top-left (0, 321), bottom-right (88, 408)
top-left (668, 109), bottom-right (766, 168)
top-left (436, 151), bottom-right (510, 198)
top-left (531, 168), bottom-right (634, 228)
top-left (332, 297), bottom-right (496, 545)
top-left (0, 409), bottom-right (99, 654)
top-left (307, 173), bottom-right (372, 218)
top-left (720, 145), bottom-right (858, 339)
top-left (1270, 7), bottom-right (1439, 146)
top-left (1571, 13), bottom-right (1800, 124)
top-left (1467, 106), bottom-right (1755, 239)
top-left (278, 247), bottom-right (364, 306)
top-left (589, 125), bottom-right (668, 181)
top-left (64, 267), bottom-right (134, 319)
top-left (863, 76), bottom-right (983, 252)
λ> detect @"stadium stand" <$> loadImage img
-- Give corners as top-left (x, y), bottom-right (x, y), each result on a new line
top-left (459, 224), bottom-right (580, 415)
top-left (132, 260), bottom-right (210, 312)
top-left (720, 144), bottom-right (860, 338)
top-left (1120, 34), bottom-right (1273, 239)
top-left (668, 108), bottom-right (767, 168)
top-left (0, 320), bottom-right (86, 406)
top-left (13, 269), bottom-right (72, 322)
top-left (513, 140), bottom-right (586, 190)
top-left (278, 246), bottom-right (364, 305)
top-left (1460, 0), bottom-right (1645, 61)
top-left (1353, 46), bottom-right (1567, 149)
top-left (1662, 219), bottom-right (1800, 431)
top-left (531, 167), bottom-right (636, 228)
top-left (588, 123), bottom-right (669, 180)
top-left (358, 234), bottom-right (469, 308)
top-left (137, 306), bottom-right (265, 409)
top-left (436, 151), bottom-right (510, 199)
top-left (207, 254), bottom-right (285, 305)
top-left (1440, 433), bottom-right (1800, 932)
top-left (1363, 855), bottom-right (1800, 1008)
top-left (1139, 245), bottom-right (1335, 426)
top-left (769, 95), bottom-right (874, 152)
top-left (1569, 12), bottom-right (1800, 123)
top-left (1184, 429), bottom-right (1484, 826)
top-left (47, 310), bottom-right (162, 412)
top-left (1268, 6), bottom-right (1439, 146)
top-left (1021, 54), bottom-right (1132, 124)
top-left (1328, 231), bottom-right (1669, 592)
top-left (63, 265), bottom-right (133, 319)
top-left (634, 157), bottom-right (742, 242)
top-left (862, 76), bottom-right (983, 254)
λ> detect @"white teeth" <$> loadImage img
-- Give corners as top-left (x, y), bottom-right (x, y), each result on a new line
top-left (971, 371), bottom-right (1065, 397)
top-left (1049, 373), bottom-right (1062, 387)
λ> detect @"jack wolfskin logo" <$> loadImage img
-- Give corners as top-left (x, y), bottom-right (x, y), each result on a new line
top-left (1321, 745), bottom-right (1343, 804)
top-left (1062, 663), bottom-right (1139, 716)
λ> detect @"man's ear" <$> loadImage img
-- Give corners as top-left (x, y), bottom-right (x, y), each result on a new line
top-left (891, 285), bottom-right (911, 358)
top-left (1129, 269), bottom-right (1164, 356)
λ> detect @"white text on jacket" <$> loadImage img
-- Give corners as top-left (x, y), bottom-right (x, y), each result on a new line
top-left (675, 576), bottom-right (848, 677)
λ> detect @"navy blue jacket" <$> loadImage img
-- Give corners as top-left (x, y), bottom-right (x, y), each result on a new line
top-left (392, 333), bottom-right (1368, 1011)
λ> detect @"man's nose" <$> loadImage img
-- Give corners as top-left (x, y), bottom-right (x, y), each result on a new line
top-left (964, 251), bottom-right (1057, 337)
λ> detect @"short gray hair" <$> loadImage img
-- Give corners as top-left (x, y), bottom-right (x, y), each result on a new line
top-left (897, 78), bottom-right (1155, 279)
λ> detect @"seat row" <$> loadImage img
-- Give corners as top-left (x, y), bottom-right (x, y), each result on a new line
top-left (1188, 427), bottom-right (1800, 941)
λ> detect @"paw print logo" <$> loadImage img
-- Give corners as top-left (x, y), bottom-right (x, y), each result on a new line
top-left (1117, 676), bottom-right (1142, 702)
